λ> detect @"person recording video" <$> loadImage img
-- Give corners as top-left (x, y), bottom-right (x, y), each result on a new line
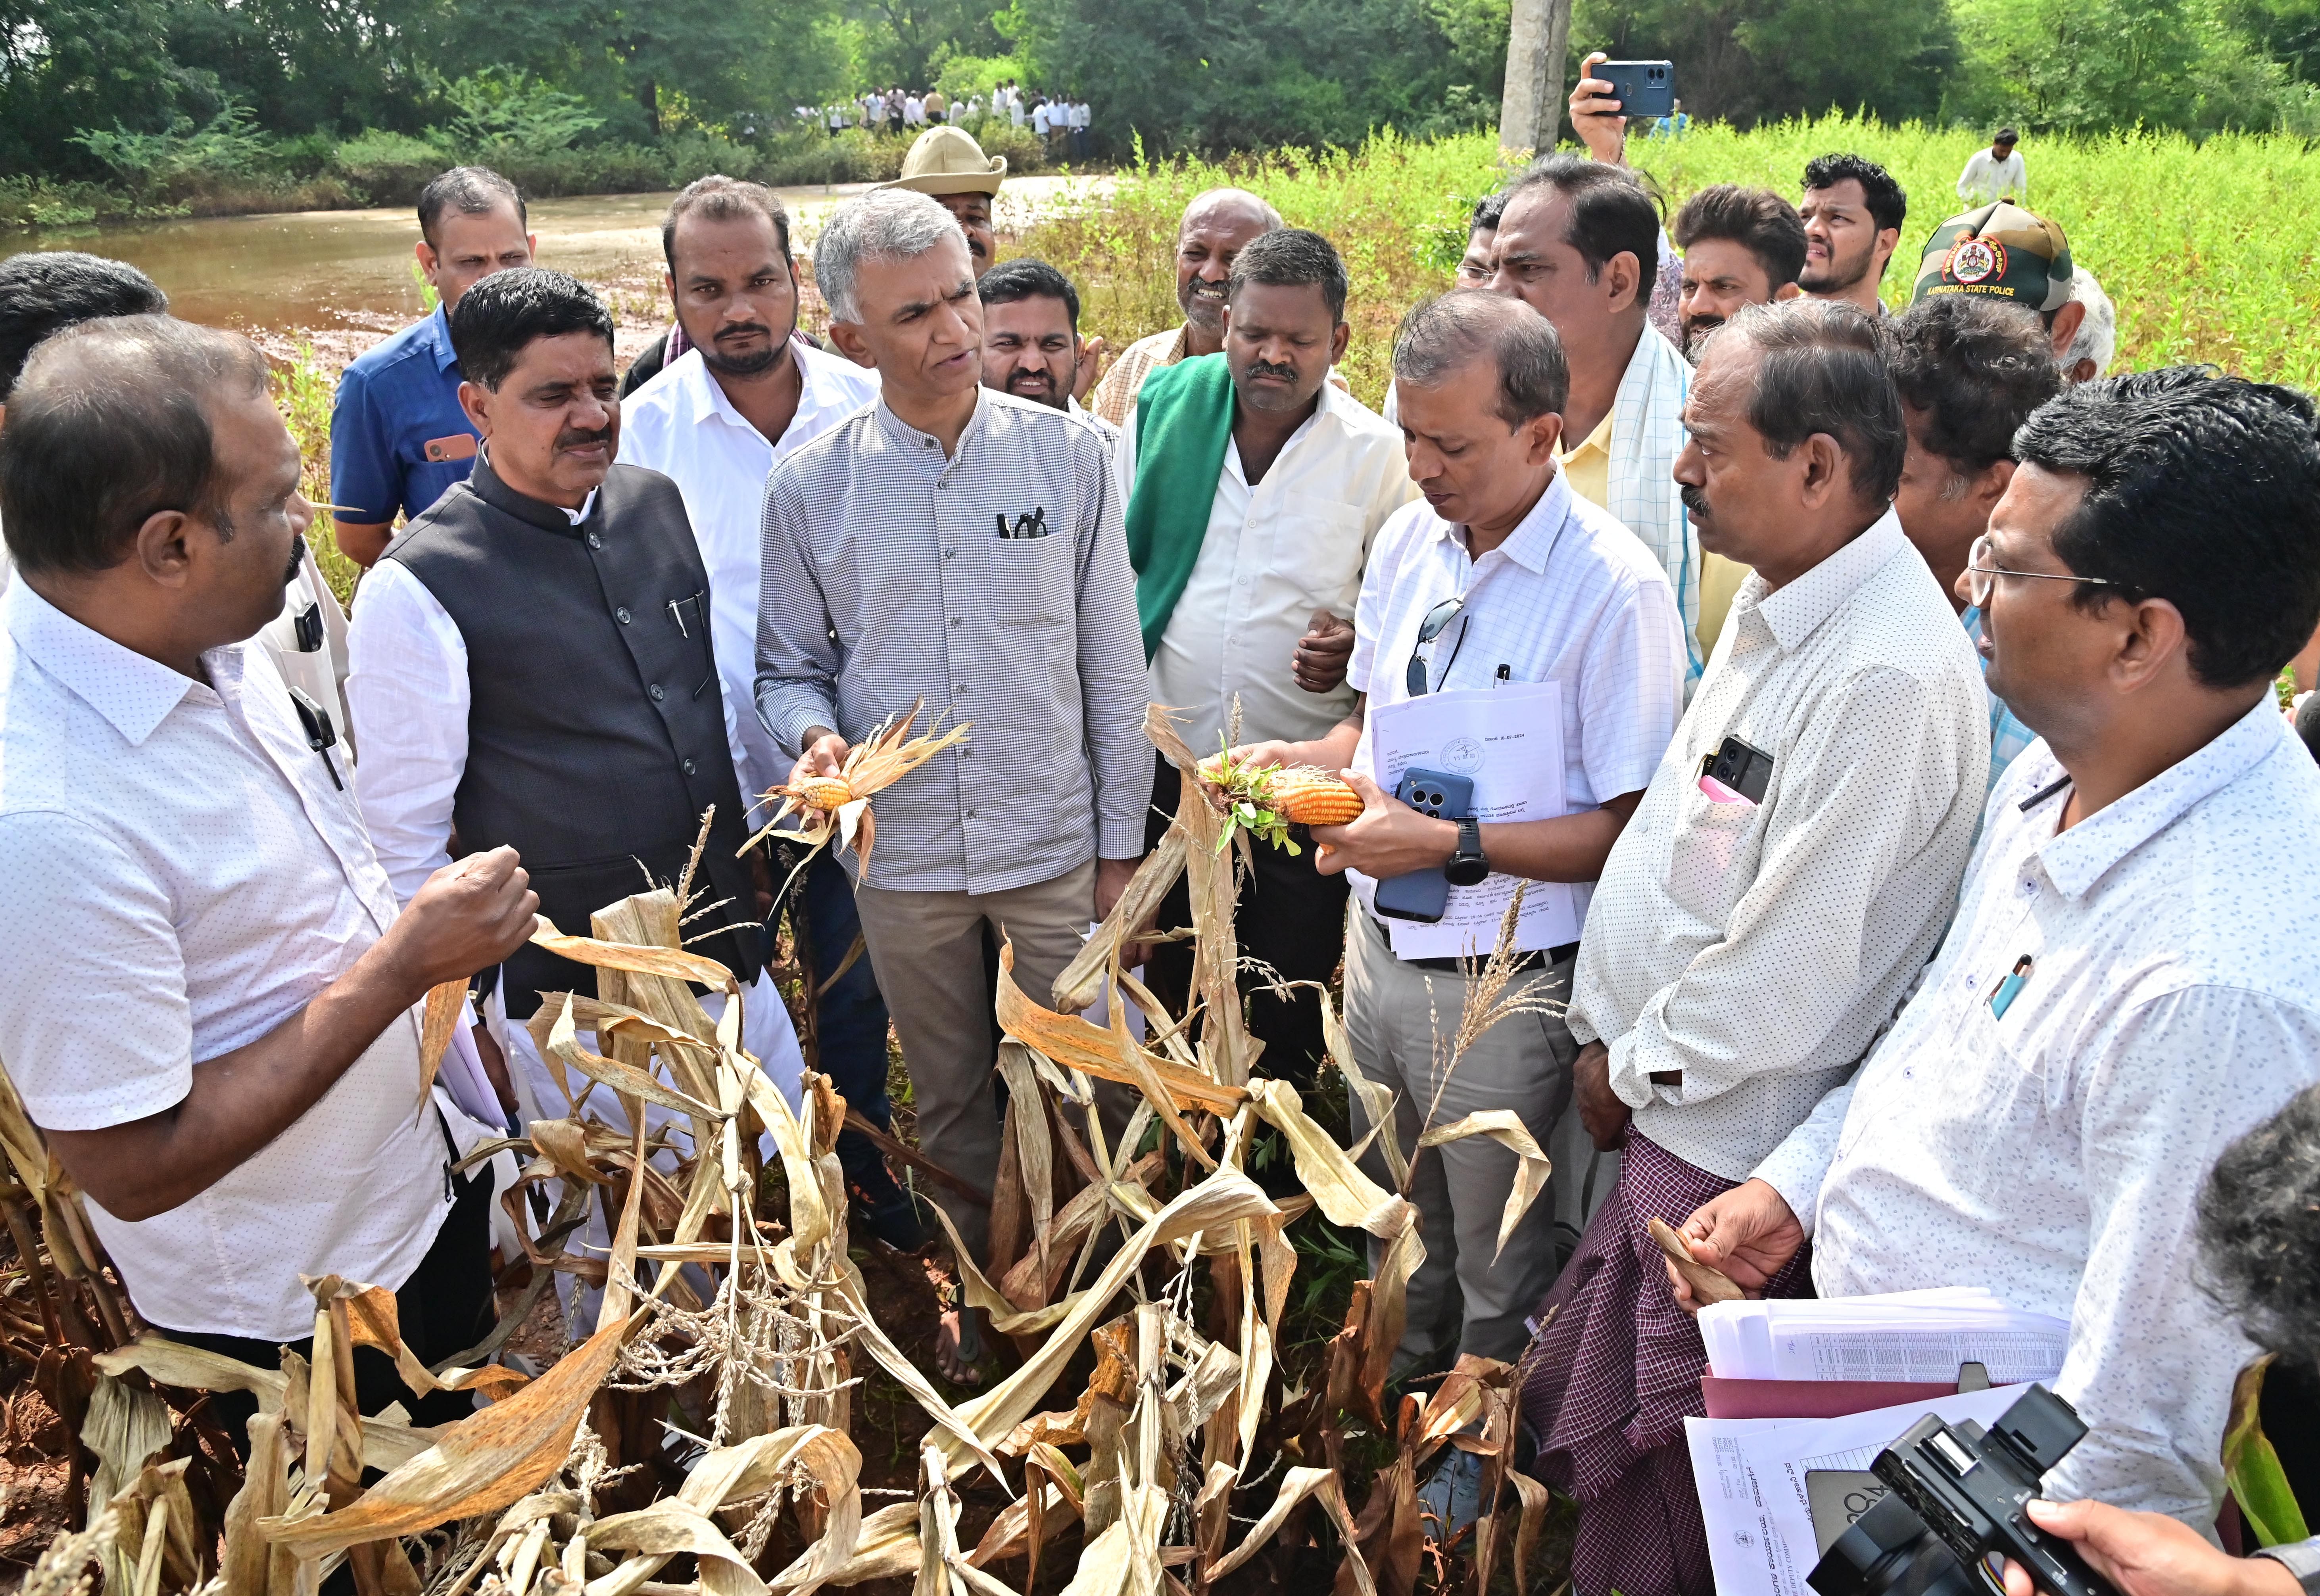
top-left (1998, 1082), bottom-right (2320, 1596)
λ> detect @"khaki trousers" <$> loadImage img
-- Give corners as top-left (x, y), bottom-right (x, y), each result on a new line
top-left (851, 860), bottom-right (1096, 1262)
top-left (1344, 904), bottom-right (1577, 1367)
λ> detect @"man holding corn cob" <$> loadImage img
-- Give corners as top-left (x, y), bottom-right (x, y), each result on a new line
top-left (755, 190), bottom-right (1148, 1384)
top-left (1118, 226), bottom-right (1419, 1088)
top-left (1229, 293), bottom-right (1686, 1436)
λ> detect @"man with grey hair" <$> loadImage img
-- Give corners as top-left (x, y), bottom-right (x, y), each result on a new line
top-left (756, 188), bottom-right (1148, 1386)
top-left (1090, 186), bottom-right (1282, 425)
top-left (1231, 290), bottom-right (1682, 1522)
top-left (2062, 265), bottom-right (2116, 384)
top-left (1516, 299), bottom-right (1988, 1596)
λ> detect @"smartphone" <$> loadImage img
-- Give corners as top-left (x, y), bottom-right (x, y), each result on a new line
top-left (1374, 768), bottom-right (1476, 923)
top-left (1700, 734), bottom-right (1774, 804)
top-left (1596, 59), bottom-right (1677, 121)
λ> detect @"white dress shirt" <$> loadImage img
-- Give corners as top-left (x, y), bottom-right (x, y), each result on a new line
top-left (1121, 380), bottom-right (1417, 754)
top-left (1343, 468), bottom-right (1686, 936)
top-left (615, 342), bottom-right (880, 803)
top-left (345, 483), bottom-right (804, 1130)
top-left (1756, 699), bottom-right (2320, 1530)
top-left (1957, 148), bottom-right (2029, 207)
top-left (1569, 509), bottom-right (1989, 1179)
top-left (0, 581), bottom-right (449, 1340)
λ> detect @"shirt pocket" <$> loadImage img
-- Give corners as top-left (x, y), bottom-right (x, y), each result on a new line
top-left (1665, 781), bottom-right (1766, 924)
top-left (1260, 494), bottom-right (1368, 614)
top-left (987, 532), bottom-right (1080, 627)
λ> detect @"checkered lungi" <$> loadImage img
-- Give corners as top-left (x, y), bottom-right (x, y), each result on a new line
top-left (1518, 1131), bottom-right (1814, 1596)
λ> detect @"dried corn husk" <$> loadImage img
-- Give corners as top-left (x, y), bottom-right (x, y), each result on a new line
top-left (745, 699), bottom-right (972, 872)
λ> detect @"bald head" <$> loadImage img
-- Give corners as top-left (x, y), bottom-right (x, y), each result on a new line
top-left (1176, 188), bottom-right (1283, 340)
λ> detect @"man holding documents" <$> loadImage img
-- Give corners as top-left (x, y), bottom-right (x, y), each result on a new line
top-left (1234, 293), bottom-right (1683, 1415)
top-left (1519, 301), bottom-right (1988, 1596)
top-left (1672, 368), bottom-right (2320, 1537)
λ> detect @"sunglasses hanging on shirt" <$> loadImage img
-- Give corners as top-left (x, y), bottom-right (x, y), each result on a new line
top-left (288, 687), bottom-right (345, 791)
top-left (1404, 595), bottom-right (1470, 697)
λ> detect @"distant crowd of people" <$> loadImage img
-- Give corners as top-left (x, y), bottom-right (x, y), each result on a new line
top-left (803, 81), bottom-right (1096, 160)
top-left (0, 69), bottom-right (2315, 1596)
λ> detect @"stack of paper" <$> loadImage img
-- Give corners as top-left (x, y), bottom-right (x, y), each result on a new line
top-left (1688, 1386), bottom-right (2032, 1596)
top-left (1701, 1288), bottom-right (2069, 1386)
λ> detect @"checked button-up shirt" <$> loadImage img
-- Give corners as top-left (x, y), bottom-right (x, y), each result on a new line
top-left (755, 387), bottom-right (1150, 894)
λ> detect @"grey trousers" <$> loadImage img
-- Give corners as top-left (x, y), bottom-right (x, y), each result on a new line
top-left (1344, 904), bottom-right (1577, 1368)
top-left (852, 859), bottom-right (1095, 1264)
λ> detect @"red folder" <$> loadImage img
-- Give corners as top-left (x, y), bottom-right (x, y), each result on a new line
top-left (1700, 1376), bottom-right (1958, 1420)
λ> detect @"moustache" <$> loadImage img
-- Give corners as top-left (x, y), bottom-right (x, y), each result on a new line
top-left (1242, 359), bottom-right (1298, 384)
top-left (555, 426), bottom-right (613, 453)
top-left (1680, 484), bottom-right (1713, 520)
top-left (1007, 365), bottom-right (1057, 393)
top-left (714, 321), bottom-right (772, 344)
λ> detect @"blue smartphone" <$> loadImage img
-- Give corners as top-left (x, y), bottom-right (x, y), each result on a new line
top-left (1597, 59), bottom-right (1677, 120)
top-left (1373, 767), bottom-right (1477, 923)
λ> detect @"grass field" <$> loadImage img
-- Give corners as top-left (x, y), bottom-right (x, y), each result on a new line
top-left (1015, 118), bottom-right (2320, 408)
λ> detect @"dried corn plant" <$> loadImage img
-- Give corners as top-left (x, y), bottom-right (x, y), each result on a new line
top-left (3, 705), bottom-right (1562, 1594)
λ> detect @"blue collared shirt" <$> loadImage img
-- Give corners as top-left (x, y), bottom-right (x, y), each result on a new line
top-left (328, 306), bottom-right (478, 527)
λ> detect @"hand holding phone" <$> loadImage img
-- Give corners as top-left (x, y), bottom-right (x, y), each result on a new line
top-left (1594, 60), bottom-right (1677, 122)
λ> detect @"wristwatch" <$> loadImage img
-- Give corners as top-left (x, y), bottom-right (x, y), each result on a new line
top-left (1444, 816), bottom-right (1489, 887)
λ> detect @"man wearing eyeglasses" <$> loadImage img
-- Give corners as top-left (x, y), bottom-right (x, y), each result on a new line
top-left (1668, 367), bottom-right (2320, 1552)
top-left (1517, 300), bottom-right (1990, 1596)
top-left (1229, 293), bottom-right (1684, 1478)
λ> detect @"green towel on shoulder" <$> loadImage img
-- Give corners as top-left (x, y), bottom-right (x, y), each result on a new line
top-left (1124, 353), bottom-right (1236, 660)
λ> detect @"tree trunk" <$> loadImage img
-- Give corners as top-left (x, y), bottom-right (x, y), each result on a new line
top-left (639, 75), bottom-right (661, 138)
top-left (1498, 0), bottom-right (1573, 157)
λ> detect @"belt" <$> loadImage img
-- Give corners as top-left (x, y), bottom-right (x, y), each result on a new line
top-left (1368, 907), bottom-right (1577, 974)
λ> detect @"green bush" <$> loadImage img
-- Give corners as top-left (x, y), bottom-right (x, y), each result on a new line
top-left (332, 131), bottom-right (453, 205)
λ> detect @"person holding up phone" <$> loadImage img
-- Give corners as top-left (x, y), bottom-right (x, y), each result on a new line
top-left (1227, 292), bottom-right (1684, 1525)
top-left (1515, 299), bottom-right (1989, 1596)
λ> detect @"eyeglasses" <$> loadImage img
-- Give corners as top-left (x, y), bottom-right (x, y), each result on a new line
top-left (1964, 534), bottom-right (2119, 611)
top-left (1404, 596), bottom-right (1467, 697)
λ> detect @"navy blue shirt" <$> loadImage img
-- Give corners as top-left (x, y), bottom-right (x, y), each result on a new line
top-left (328, 307), bottom-right (479, 526)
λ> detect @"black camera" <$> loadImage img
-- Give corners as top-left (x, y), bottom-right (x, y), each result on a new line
top-left (1809, 1385), bottom-right (2119, 1596)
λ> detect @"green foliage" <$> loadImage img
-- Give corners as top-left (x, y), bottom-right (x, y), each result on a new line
top-left (440, 69), bottom-right (605, 153)
top-left (1006, 0), bottom-right (1508, 155)
top-left (70, 102), bottom-right (272, 189)
top-left (1946, 0), bottom-right (2307, 130)
top-left (1573, 0), bottom-right (1959, 125)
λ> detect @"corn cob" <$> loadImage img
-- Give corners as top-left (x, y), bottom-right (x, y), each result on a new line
top-left (793, 776), bottom-right (856, 811)
top-left (1267, 768), bottom-right (1364, 826)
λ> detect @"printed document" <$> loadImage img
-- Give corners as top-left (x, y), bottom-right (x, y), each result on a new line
top-left (1688, 1386), bottom-right (2030, 1596)
top-left (1365, 682), bottom-right (1578, 959)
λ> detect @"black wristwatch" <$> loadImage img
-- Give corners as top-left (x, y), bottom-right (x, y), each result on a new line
top-left (1444, 816), bottom-right (1489, 887)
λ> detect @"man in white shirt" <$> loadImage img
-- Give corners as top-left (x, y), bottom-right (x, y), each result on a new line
top-left (1519, 299), bottom-right (1989, 1596)
top-left (0, 315), bottom-right (537, 1429)
top-left (612, 176), bottom-right (906, 1243)
top-left (1237, 289), bottom-right (1682, 1394)
top-left (1958, 127), bottom-right (2028, 207)
top-left (1486, 156), bottom-right (1700, 684)
top-left (1672, 366), bottom-right (2320, 1538)
top-left (1120, 228), bottom-right (1417, 1086)
top-left (978, 256), bottom-right (1118, 451)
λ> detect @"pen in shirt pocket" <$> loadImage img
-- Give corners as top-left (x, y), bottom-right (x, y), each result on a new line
top-left (1493, 663), bottom-right (1512, 689)
top-left (1988, 954), bottom-right (2034, 1019)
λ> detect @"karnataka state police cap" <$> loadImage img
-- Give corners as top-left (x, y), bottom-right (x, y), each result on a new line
top-left (1910, 202), bottom-right (2074, 313)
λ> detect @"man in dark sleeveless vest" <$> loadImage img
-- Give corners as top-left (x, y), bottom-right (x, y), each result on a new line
top-left (346, 267), bottom-right (804, 1135)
